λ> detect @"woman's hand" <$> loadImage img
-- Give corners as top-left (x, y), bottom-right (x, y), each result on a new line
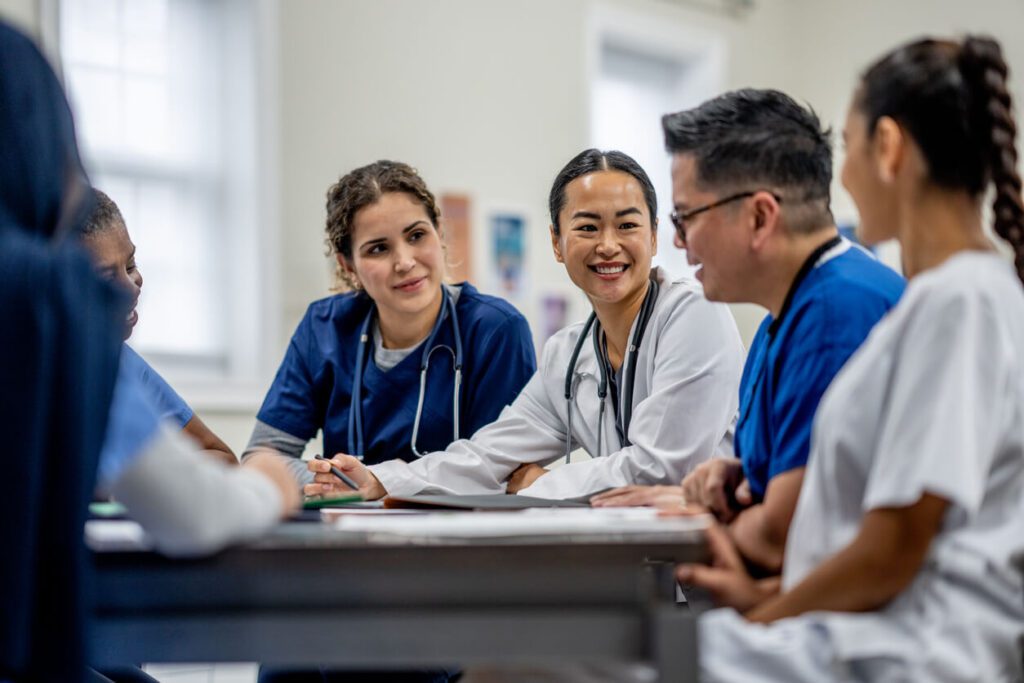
top-left (676, 523), bottom-right (780, 613)
top-left (305, 454), bottom-right (387, 500)
top-left (681, 458), bottom-right (751, 523)
top-left (506, 462), bottom-right (548, 494)
top-left (590, 485), bottom-right (685, 510)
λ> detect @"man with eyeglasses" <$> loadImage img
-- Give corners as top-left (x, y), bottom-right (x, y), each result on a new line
top-left (593, 88), bottom-right (903, 580)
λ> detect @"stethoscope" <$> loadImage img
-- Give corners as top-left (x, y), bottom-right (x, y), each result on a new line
top-left (562, 277), bottom-right (660, 463)
top-left (348, 286), bottom-right (463, 458)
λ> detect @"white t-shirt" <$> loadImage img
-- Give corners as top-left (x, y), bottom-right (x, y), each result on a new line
top-left (782, 250), bottom-right (1024, 676)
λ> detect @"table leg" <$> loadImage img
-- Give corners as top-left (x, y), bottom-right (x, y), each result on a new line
top-left (649, 603), bottom-right (698, 683)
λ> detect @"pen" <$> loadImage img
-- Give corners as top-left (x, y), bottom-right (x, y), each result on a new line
top-left (314, 454), bottom-right (361, 491)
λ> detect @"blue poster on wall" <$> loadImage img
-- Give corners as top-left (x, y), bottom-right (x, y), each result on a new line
top-left (491, 212), bottom-right (525, 298)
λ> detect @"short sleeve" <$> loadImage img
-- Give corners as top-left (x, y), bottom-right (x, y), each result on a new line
top-left (863, 290), bottom-right (1009, 516)
top-left (256, 313), bottom-right (321, 441)
top-left (121, 345), bottom-right (193, 427)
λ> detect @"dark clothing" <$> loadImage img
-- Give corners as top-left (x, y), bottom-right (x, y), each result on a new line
top-left (0, 20), bottom-right (126, 683)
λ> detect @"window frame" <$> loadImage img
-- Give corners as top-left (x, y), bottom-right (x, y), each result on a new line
top-left (42, 0), bottom-right (282, 411)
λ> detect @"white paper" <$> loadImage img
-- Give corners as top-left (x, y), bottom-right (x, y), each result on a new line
top-left (330, 507), bottom-right (710, 541)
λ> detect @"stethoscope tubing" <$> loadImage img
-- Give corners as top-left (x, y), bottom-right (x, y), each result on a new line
top-left (562, 277), bottom-right (659, 462)
top-left (348, 286), bottom-right (463, 458)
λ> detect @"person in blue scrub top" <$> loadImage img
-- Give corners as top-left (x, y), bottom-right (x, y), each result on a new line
top-left (80, 189), bottom-right (237, 466)
top-left (244, 160), bottom-right (536, 490)
top-left (252, 162), bottom-right (533, 683)
top-left (593, 89), bottom-right (904, 576)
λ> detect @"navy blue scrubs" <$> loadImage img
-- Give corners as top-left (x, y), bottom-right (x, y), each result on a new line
top-left (257, 282), bottom-right (536, 463)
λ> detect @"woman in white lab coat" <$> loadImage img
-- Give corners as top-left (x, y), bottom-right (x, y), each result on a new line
top-left (306, 149), bottom-right (744, 501)
top-left (680, 36), bottom-right (1024, 682)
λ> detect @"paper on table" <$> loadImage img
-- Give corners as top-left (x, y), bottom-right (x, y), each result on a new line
top-left (329, 507), bottom-right (710, 541)
top-left (320, 507), bottom-right (427, 520)
top-left (85, 519), bottom-right (151, 551)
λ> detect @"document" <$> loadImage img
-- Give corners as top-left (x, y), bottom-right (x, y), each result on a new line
top-left (330, 507), bottom-right (710, 543)
top-left (85, 519), bottom-right (150, 551)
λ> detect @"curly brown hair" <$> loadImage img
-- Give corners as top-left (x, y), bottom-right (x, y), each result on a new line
top-left (325, 160), bottom-right (441, 290)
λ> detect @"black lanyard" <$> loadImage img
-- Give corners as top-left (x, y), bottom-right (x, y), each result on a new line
top-left (565, 276), bottom-right (660, 450)
top-left (768, 234), bottom-right (842, 336)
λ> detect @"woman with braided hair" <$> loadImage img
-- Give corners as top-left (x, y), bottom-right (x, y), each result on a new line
top-left (681, 35), bottom-right (1024, 681)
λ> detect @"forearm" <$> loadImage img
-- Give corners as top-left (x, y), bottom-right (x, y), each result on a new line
top-left (183, 415), bottom-right (237, 465)
top-left (746, 539), bottom-right (899, 622)
top-left (370, 442), bottom-right (512, 498)
top-left (520, 453), bottom-right (639, 499)
top-left (746, 499), bottom-right (947, 623)
top-left (373, 399), bottom-right (566, 498)
top-left (242, 420), bottom-right (312, 486)
top-left (729, 504), bottom-right (786, 573)
top-left (110, 426), bottom-right (285, 557)
top-left (727, 468), bottom-right (804, 573)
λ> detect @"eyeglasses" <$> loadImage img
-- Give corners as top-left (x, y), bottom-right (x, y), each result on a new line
top-left (669, 190), bottom-right (782, 243)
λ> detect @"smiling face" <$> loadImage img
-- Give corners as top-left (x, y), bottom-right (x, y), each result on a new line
top-left (341, 191), bottom-right (445, 323)
top-left (551, 170), bottom-right (657, 307)
top-left (669, 153), bottom-right (755, 303)
top-left (82, 221), bottom-right (143, 339)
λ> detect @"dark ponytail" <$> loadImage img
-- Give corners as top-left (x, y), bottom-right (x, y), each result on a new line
top-left (858, 35), bottom-right (1024, 284)
top-left (959, 37), bottom-right (1024, 283)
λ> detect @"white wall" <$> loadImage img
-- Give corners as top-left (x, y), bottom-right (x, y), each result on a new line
top-left (0, 0), bottom-right (35, 31)
top-left (786, 0), bottom-right (1024, 229)
top-left (274, 0), bottom-right (800, 344)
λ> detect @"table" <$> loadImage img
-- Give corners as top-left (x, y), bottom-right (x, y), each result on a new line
top-left (89, 513), bottom-right (708, 682)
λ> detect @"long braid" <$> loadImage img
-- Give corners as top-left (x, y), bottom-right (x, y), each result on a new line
top-left (961, 36), bottom-right (1024, 284)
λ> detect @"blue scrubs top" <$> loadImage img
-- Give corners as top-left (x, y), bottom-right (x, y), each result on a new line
top-left (257, 282), bottom-right (536, 465)
top-left (97, 351), bottom-right (163, 490)
top-left (737, 244), bottom-right (905, 501)
top-left (121, 344), bottom-right (194, 427)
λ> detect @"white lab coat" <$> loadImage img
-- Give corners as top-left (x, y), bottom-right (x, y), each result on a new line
top-left (700, 252), bottom-right (1024, 682)
top-left (371, 267), bottom-right (744, 500)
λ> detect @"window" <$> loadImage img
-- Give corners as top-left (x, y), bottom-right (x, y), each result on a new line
top-left (588, 5), bottom-right (724, 279)
top-left (54, 0), bottom-right (278, 400)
